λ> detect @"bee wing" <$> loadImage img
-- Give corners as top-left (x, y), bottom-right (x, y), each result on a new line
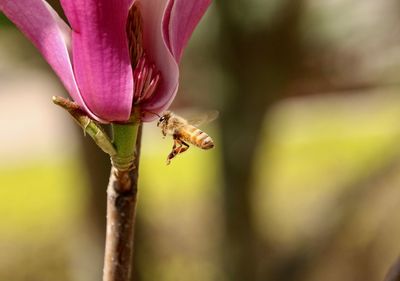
top-left (187, 110), bottom-right (219, 126)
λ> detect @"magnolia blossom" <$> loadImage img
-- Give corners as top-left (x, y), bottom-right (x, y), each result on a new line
top-left (0, 0), bottom-right (211, 122)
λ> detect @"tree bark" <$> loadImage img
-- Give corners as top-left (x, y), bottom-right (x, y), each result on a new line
top-left (103, 125), bottom-right (142, 281)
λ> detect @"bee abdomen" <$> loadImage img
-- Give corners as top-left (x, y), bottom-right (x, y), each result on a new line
top-left (200, 135), bottom-right (214, 149)
top-left (189, 128), bottom-right (214, 149)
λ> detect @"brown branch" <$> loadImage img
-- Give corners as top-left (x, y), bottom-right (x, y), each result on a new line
top-left (103, 124), bottom-right (142, 281)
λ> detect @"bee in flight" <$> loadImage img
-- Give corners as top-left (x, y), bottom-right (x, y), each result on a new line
top-left (156, 111), bottom-right (218, 165)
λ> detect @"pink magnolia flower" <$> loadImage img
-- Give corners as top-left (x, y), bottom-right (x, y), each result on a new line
top-left (0, 0), bottom-right (211, 122)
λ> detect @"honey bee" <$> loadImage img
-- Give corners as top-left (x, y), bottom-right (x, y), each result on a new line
top-left (157, 110), bottom-right (218, 165)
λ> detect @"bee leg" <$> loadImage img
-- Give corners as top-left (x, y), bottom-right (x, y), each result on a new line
top-left (177, 140), bottom-right (190, 155)
top-left (166, 139), bottom-right (190, 165)
top-left (166, 138), bottom-right (179, 165)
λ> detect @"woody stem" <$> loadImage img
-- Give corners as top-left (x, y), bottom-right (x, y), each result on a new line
top-left (103, 123), bottom-right (142, 281)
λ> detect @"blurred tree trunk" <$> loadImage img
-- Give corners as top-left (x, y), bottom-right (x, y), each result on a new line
top-left (80, 130), bottom-right (109, 242)
top-left (214, 0), bottom-right (305, 280)
top-left (65, 131), bottom-right (109, 281)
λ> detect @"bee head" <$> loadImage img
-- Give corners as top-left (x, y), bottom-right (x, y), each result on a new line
top-left (157, 111), bottom-right (171, 127)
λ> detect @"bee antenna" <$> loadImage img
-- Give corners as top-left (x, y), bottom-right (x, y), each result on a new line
top-left (145, 111), bottom-right (161, 118)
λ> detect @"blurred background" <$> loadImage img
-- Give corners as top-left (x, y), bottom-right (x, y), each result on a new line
top-left (2, 0), bottom-right (400, 280)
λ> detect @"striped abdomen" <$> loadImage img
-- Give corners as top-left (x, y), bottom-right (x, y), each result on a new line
top-left (179, 125), bottom-right (214, 149)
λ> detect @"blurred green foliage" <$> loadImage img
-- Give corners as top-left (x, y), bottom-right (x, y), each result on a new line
top-left (0, 159), bottom-right (85, 281)
top-left (0, 160), bottom-right (85, 232)
top-left (0, 13), bottom-right (11, 26)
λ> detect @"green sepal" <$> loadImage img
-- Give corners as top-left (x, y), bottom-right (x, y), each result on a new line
top-left (111, 107), bottom-right (141, 171)
top-left (52, 96), bottom-right (117, 157)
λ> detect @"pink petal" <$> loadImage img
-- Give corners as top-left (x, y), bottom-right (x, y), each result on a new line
top-left (139, 0), bottom-right (211, 121)
top-left (165, 0), bottom-right (211, 62)
top-left (138, 0), bottom-right (180, 121)
top-left (0, 0), bottom-right (104, 121)
top-left (60, 0), bottom-right (134, 121)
